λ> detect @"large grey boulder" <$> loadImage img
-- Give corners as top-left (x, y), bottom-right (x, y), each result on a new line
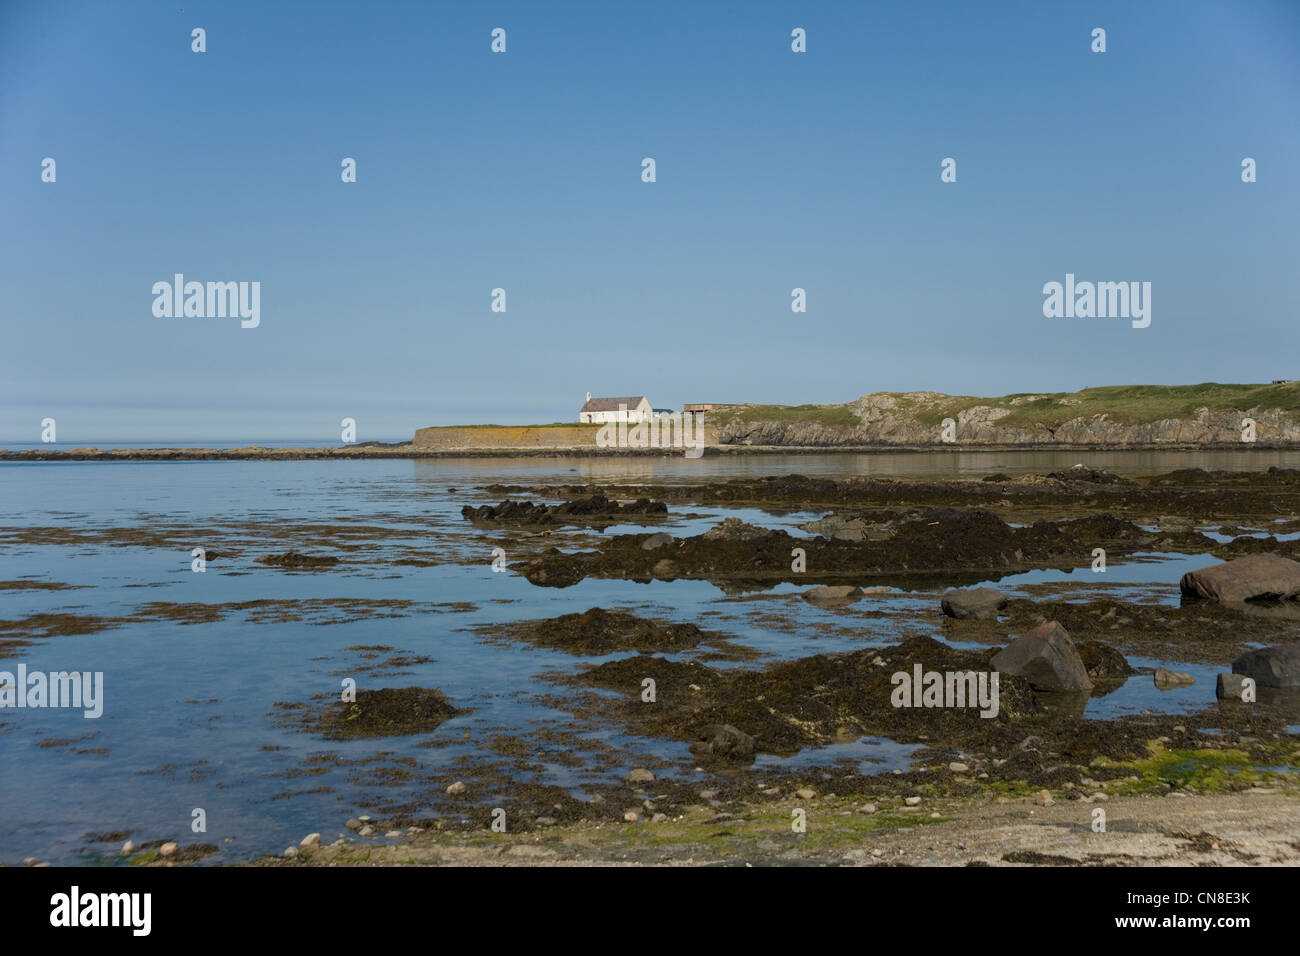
top-left (941, 587), bottom-right (1008, 620)
top-left (1231, 643), bottom-right (1300, 688)
top-left (991, 621), bottom-right (1093, 692)
top-left (1179, 554), bottom-right (1300, 603)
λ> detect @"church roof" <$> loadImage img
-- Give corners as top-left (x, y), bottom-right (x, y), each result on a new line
top-left (580, 396), bottom-right (648, 412)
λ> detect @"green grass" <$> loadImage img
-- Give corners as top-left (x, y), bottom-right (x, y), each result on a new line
top-left (984, 779), bottom-right (1046, 799)
top-left (576, 799), bottom-right (944, 853)
top-left (908, 383), bottom-right (1300, 429)
top-left (720, 383), bottom-right (1300, 431)
top-left (422, 422), bottom-right (604, 430)
top-left (1092, 741), bottom-right (1300, 795)
top-left (727, 403), bottom-right (861, 427)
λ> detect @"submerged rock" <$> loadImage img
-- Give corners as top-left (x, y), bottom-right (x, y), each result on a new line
top-left (257, 551), bottom-right (339, 568)
top-left (287, 687), bottom-right (467, 739)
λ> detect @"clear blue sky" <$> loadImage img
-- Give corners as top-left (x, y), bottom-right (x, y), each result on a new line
top-left (2, 0), bottom-right (1297, 442)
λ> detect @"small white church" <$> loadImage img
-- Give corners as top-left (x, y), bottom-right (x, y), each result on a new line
top-left (579, 393), bottom-right (652, 424)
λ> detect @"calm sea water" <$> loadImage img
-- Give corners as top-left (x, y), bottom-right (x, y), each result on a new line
top-left (0, 451), bottom-right (1292, 864)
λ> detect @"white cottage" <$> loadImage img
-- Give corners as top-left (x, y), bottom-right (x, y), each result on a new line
top-left (579, 393), bottom-right (652, 424)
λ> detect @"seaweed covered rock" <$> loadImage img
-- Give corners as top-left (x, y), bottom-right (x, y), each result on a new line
top-left (941, 587), bottom-right (1008, 620)
top-left (462, 494), bottom-right (667, 527)
top-left (489, 607), bottom-right (722, 655)
top-left (688, 723), bottom-right (756, 759)
top-left (297, 687), bottom-right (466, 739)
top-left (1076, 640), bottom-right (1133, 681)
top-left (257, 551), bottom-right (339, 568)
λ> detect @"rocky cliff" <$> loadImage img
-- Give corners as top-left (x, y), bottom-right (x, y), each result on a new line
top-left (713, 388), bottom-right (1300, 446)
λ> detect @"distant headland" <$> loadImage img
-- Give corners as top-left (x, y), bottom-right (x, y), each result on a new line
top-left (5, 383), bottom-right (1300, 460)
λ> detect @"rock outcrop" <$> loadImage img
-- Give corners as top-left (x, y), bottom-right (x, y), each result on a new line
top-left (713, 390), bottom-right (1300, 447)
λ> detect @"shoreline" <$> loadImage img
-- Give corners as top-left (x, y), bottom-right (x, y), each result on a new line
top-left (5, 441), bottom-right (1300, 462)
top-left (237, 789), bottom-right (1300, 867)
top-left (5, 464), bottom-right (1300, 867)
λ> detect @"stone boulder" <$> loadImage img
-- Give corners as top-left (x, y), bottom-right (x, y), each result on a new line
top-left (940, 587), bottom-right (1008, 620)
top-left (1231, 643), bottom-right (1300, 688)
top-left (1216, 673), bottom-right (1253, 700)
top-left (991, 621), bottom-right (1093, 692)
top-left (1153, 667), bottom-right (1195, 689)
top-left (803, 585), bottom-right (864, 604)
top-left (1179, 555), bottom-right (1300, 603)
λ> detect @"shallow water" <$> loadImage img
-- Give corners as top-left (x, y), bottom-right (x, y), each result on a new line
top-left (0, 455), bottom-right (1289, 864)
top-left (7, 444), bottom-right (1300, 479)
